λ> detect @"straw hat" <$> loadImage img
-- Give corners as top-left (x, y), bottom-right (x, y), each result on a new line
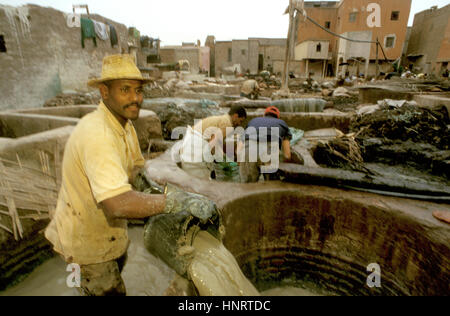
top-left (88, 54), bottom-right (152, 88)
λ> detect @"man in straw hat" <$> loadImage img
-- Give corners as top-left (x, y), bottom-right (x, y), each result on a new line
top-left (44, 54), bottom-right (168, 296)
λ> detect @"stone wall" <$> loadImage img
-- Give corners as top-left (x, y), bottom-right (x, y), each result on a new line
top-left (160, 47), bottom-right (201, 74)
top-left (214, 39), bottom-right (301, 76)
top-left (214, 41), bottom-right (233, 76)
top-left (0, 4), bottom-right (129, 111)
top-left (232, 39), bottom-right (259, 74)
top-left (406, 4), bottom-right (450, 75)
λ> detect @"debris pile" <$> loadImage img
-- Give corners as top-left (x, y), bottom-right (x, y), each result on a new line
top-left (352, 104), bottom-right (450, 150)
top-left (351, 104), bottom-right (450, 178)
top-left (43, 92), bottom-right (101, 107)
top-left (143, 81), bottom-right (171, 99)
top-left (313, 134), bottom-right (368, 173)
top-left (142, 99), bottom-right (225, 139)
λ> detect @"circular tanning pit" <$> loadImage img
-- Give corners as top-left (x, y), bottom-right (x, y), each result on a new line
top-left (220, 190), bottom-right (450, 296)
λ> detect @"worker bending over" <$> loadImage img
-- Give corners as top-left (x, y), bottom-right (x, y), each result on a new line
top-left (239, 106), bottom-right (292, 183)
top-left (180, 106), bottom-right (247, 180)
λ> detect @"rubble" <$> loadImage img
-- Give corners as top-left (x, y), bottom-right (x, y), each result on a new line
top-left (332, 87), bottom-right (351, 98)
top-left (43, 91), bottom-right (101, 107)
top-left (320, 89), bottom-right (332, 97)
top-left (321, 81), bottom-right (336, 90)
top-left (356, 104), bottom-right (380, 116)
top-left (312, 133), bottom-right (369, 173)
top-left (377, 99), bottom-right (418, 108)
top-left (352, 104), bottom-right (449, 150)
top-left (351, 104), bottom-right (450, 179)
top-left (142, 98), bottom-right (225, 139)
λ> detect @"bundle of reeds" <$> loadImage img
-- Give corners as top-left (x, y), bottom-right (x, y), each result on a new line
top-left (313, 133), bottom-right (373, 174)
top-left (0, 151), bottom-right (58, 241)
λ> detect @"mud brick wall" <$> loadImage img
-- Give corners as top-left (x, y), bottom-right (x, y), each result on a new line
top-left (0, 4), bottom-right (129, 110)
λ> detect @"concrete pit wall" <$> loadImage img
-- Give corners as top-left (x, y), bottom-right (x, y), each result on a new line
top-left (0, 106), bottom-right (163, 151)
top-left (358, 86), bottom-right (414, 104)
top-left (221, 190), bottom-right (449, 296)
top-left (246, 112), bottom-right (352, 133)
top-left (0, 113), bottom-right (79, 138)
top-left (15, 105), bottom-right (97, 118)
top-left (143, 152), bottom-right (450, 296)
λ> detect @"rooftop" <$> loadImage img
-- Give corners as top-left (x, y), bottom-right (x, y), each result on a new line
top-left (304, 1), bottom-right (340, 9)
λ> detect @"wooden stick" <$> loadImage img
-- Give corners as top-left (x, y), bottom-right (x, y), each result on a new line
top-left (0, 223), bottom-right (13, 235)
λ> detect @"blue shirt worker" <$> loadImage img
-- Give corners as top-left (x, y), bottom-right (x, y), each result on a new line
top-left (239, 106), bottom-right (292, 183)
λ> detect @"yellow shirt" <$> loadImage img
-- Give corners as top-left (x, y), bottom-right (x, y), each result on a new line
top-left (193, 114), bottom-right (233, 141)
top-left (45, 102), bottom-right (145, 265)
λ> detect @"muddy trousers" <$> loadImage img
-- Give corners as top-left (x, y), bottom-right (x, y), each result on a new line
top-left (239, 141), bottom-right (282, 183)
top-left (78, 253), bottom-right (128, 296)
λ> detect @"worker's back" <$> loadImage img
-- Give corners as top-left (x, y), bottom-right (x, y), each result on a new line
top-left (241, 80), bottom-right (258, 95)
top-left (193, 114), bottom-right (232, 140)
top-left (245, 116), bottom-right (290, 147)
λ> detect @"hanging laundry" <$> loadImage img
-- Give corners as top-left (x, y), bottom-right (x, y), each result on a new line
top-left (108, 23), bottom-right (119, 47)
top-left (92, 20), bottom-right (109, 41)
top-left (134, 28), bottom-right (140, 39)
top-left (66, 13), bottom-right (81, 28)
top-left (80, 17), bottom-right (97, 48)
top-left (128, 27), bottom-right (140, 39)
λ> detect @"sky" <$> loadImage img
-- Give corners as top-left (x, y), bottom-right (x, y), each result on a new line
top-left (1, 0), bottom-right (449, 46)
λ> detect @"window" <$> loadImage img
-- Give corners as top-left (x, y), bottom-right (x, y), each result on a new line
top-left (385, 36), bottom-right (395, 48)
top-left (147, 54), bottom-right (160, 63)
top-left (391, 11), bottom-right (400, 21)
top-left (349, 12), bottom-right (357, 23)
top-left (316, 43), bottom-right (322, 53)
top-left (325, 21), bottom-right (331, 29)
top-left (228, 48), bottom-right (232, 62)
top-left (241, 49), bottom-right (246, 56)
top-left (0, 35), bottom-right (6, 53)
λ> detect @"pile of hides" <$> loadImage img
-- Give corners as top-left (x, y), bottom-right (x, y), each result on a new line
top-left (313, 134), bottom-right (369, 173)
top-left (351, 104), bottom-right (450, 150)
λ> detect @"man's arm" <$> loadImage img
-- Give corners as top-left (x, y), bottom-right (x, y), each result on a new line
top-left (101, 191), bottom-right (166, 220)
top-left (282, 139), bottom-right (292, 161)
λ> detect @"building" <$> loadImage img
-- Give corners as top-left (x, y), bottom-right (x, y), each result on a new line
top-left (0, 4), bottom-right (158, 110)
top-left (406, 4), bottom-right (450, 76)
top-left (159, 42), bottom-right (210, 75)
top-left (296, 0), bottom-right (412, 78)
top-left (205, 35), bottom-right (216, 77)
top-left (210, 36), bottom-right (300, 77)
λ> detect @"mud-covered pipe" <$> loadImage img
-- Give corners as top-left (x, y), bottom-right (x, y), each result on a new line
top-left (144, 211), bottom-right (223, 278)
top-left (134, 171), bottom-right (224, 278)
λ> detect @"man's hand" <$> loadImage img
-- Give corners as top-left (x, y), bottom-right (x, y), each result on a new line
top-left (164, 184), bottom-right (218, 224)
top-left (130, 166), bottom-right (143, 187)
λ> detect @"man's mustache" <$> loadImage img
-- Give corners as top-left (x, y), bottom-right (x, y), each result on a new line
top-left (123, 103), bottom-right (142, 109)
